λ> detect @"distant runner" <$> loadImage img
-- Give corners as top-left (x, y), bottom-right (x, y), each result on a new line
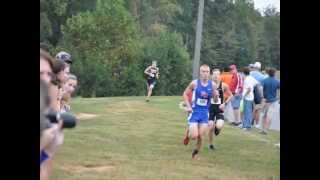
top-left (144, 61), bottom-right (159, 102)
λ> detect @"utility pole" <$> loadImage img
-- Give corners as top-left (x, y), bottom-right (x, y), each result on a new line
top-left (192, 0), bottom-right (205, 79)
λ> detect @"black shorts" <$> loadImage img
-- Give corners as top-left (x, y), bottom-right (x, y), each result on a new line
top-left (147, 78), bottom-right (156, 86)
top-left (209, 104), bottom-right (224, 121)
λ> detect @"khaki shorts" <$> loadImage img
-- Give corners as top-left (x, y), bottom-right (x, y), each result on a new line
top-left (262, 101), bottom-right (278, 118)
top-left (254, 103), bottom-right (264, 110)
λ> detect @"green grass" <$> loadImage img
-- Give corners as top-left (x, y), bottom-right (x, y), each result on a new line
top-left (52, 96), bottom-right (280, 180)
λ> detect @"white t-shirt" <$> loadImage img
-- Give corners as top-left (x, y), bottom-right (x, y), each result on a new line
top-left (242, 75), bottom-right (258, 101)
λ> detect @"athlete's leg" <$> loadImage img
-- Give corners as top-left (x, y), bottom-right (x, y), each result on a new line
top-left (196, 123), bottom-right (208, 151)
top-left (215, 119), bottom-right (224, 131)
top-left (147, 82), bottom-right (155, 100)
top-left (189, 123), bottom-right (199, 140)
top-left (208, 120), bottom-right (215, 146)
top-left (183, 125), bottom-right (190, 145)
top-left (146, 82), bottom-right (150, 100)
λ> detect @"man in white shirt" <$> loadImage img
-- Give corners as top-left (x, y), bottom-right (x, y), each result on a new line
top-left (241, 67), bottom-right (259, 130)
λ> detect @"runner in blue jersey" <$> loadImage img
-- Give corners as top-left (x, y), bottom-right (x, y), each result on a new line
top-left (183, 64), bottom-right (218, 159)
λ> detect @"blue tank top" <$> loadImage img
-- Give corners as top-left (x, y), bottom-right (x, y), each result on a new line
top-left (191, 79), bottom-right (213, 112)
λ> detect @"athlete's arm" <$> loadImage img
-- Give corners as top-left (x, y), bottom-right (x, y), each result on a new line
top-left (144, 66), bottom-right (152, 76)
top-left (212, 81), bottom-right (218, 99)
top-left (183, 81), bottom-right (195, 112)
top-left (156, 67), bottom-right (160, 79)
top-left (223, 83), bottom-right (233, 104)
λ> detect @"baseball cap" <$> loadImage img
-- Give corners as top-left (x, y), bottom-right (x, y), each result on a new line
top-left (56, 51), bottom-right (72, 64)
top-left (253, 62), bottom-right (261, 69)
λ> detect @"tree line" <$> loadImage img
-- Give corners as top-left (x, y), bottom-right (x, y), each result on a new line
top-left (40, 0), bottom-right (280, 97)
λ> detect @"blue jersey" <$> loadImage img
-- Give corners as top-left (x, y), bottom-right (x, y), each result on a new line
top-left (191, 79), bottom-right (213, 112)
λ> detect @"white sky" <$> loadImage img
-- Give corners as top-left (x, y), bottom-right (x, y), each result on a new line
top-left (254, 0), bottom-right (280, 12)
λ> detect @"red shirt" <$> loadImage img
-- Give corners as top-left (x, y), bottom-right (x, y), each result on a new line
top-left (230, 72), bottom-right (243, 94)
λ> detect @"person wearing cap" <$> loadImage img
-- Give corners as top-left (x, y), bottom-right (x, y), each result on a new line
top-left (229, 64), bottom-right (244, 126)
top-left (250, 62), bottom-right (267, 128)
top-left (56, 51), bottom-right (72, 75)
top-left (250, 62), bottom-right (267, 83)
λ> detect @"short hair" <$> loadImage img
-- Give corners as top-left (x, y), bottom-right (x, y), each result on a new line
top-left (200, 64), bottom-right (210, 69)
top-left (69, 74), bottom-right (77, 81)
top-left (267, 68), bottom-right (276, 77)
top-left (212, 68), bottom-right (220, 73)
top-left (40, 48), bottom-right (55, 70)
top-left (223, 67), bottom-right (231, 72)
top-left (52, 60), bottom-right (66, 74)
top-left (243, 67), bottom-right (250, 75)
top-left (51, 60), bottom-right (66, 86)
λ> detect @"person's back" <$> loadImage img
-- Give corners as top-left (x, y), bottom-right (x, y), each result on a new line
top-left (262, 76), bottom-right (280, 103)
top-left (250, 70), bottom-right (266, 84)
top-left (260, 68), bottom-right (280, 134)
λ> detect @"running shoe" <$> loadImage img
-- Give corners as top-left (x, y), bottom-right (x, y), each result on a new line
top-left (214, 127), bottom-right (221, 136)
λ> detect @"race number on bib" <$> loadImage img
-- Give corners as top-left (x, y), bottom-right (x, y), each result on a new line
top-left (196, 98), bottom-right (208, 106)
top-left (211, 97), bottom-right (221, 104)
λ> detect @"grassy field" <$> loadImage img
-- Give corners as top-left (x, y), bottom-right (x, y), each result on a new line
top-left (52, 96), bottom-right (280, 180)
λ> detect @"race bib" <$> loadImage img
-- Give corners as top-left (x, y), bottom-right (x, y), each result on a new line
top-left (196, 98), bottom-right (208, 106)
top-left (211, 97), bottom-right (221, 104)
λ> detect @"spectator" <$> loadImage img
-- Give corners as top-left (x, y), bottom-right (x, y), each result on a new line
top-left (260, 68), bottom-right (280, 135)
top-left (40, 49), bottom-right (55, 84)
top-left (220, 66), bottom-right (233, 87)
top-left (40, 49), bottom-right (65, 180)
top-left (250, 62), bottom-right (267, 128)
top-left (241, 67), bottom-right (259, 130)
top-left (51, 59), bottom-right (68, 111)
top-left (63, 74), bottom-right (78, 96)
top-left (61, 74), bottom-right (78, 113)
top-left (229, 64), bottom-right (244, 126)
top-left (56, 51), bottom-right (72, 75)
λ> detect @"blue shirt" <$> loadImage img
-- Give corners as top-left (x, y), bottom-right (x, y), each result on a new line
top-left (262, 77), bottom-right (280, 103)
top-left (191, 79), bottom-right (213, 112)
top-left (250, 70), bottom-right (267, 83)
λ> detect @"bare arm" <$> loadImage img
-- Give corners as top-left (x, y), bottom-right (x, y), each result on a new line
top-left (183, 81), bottom-right (196, 112)
top-left (144, 66), bottom-right (151, 75)
top-left (156, 67), bottom-right (160, 79)
top-left (223, 83), bottom-right (233, 104)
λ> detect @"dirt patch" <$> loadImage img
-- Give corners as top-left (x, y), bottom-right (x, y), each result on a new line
top-left (61, 164), bottom-right (116, 173)
top-left (76, 113), bottom-right (98, 120)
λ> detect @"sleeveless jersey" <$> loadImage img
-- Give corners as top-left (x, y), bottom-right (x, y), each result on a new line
top-left (191, 79), bottom-right (213, 111)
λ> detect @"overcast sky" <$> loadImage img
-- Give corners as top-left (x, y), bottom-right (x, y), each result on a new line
top-left (254, 0), bottom-right (280, 12)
